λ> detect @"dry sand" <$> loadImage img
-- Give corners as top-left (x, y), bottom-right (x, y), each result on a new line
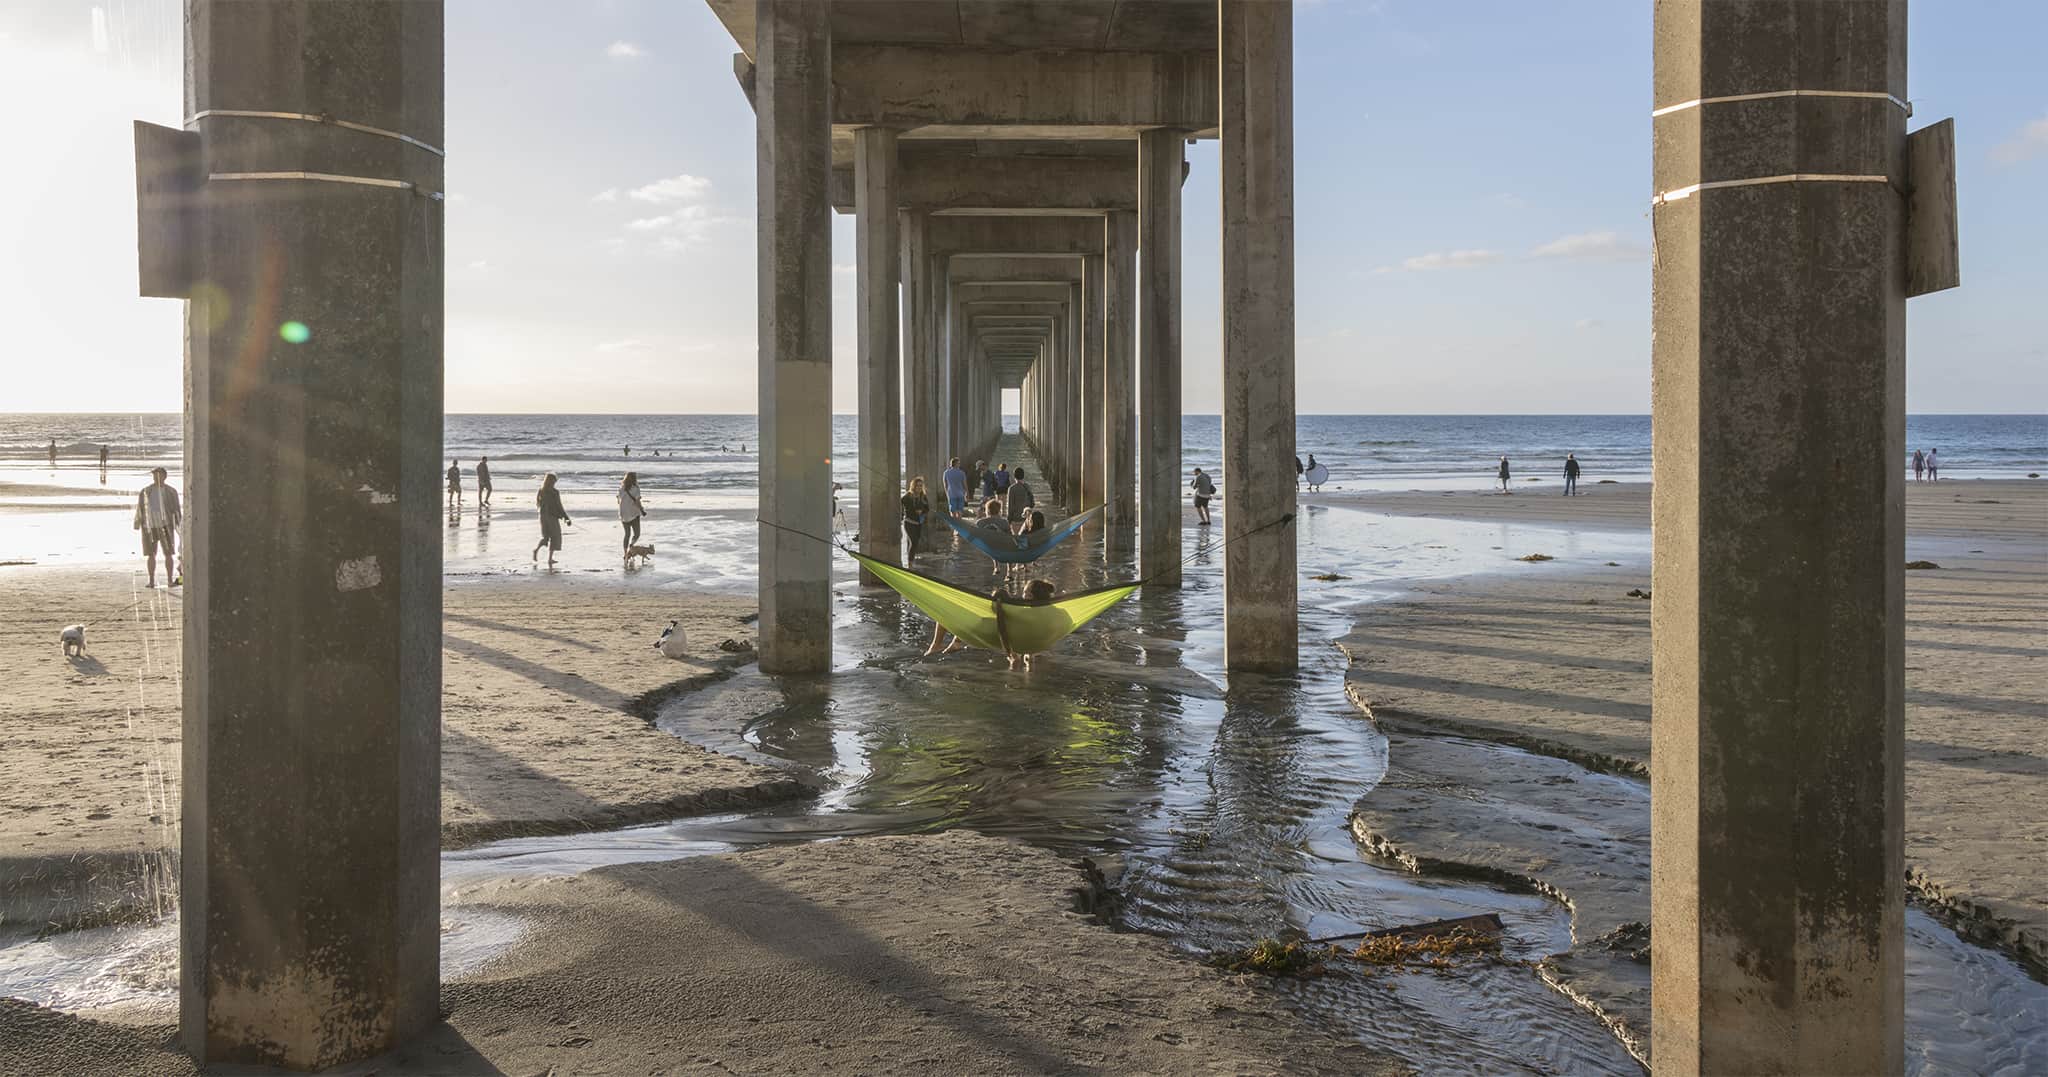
top-left (0, 566), bottom-right (805, 924)
top-left (1337, 478), bottom-right (2048, 974)
top-left (0, 831), bottom-right (1404, 1076)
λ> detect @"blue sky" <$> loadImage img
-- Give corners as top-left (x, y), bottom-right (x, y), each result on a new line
top-left (3, 0), bottom-right (2043, 413)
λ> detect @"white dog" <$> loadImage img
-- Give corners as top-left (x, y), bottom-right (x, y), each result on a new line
top-left (60, 624), bottom-right (87, 657)
top-left (653, 618), bottom-right (689, 659)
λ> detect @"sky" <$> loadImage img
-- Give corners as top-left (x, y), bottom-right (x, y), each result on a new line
top-left (2, 0), bottom-right (2043, 415)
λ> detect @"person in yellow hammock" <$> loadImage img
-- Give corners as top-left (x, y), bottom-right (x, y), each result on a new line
top-left (923, 577), bottom-right (1060, 668)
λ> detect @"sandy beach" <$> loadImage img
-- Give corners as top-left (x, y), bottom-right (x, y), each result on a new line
top-left (1336, 477), bottom-right (2048, 1054)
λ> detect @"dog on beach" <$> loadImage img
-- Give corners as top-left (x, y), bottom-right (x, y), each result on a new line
top-left (60, 624), bottom-right (87, 657)
top-left (625, 543), bottom-right (656, 568)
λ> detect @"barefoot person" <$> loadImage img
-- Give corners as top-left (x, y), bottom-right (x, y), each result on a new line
top-left (532, 472), bottom-right (572, 569)
top-left (901, 476), bottom-right (930, 565)
top-left (1497, 455), bottom-right (1512, 493)
top-left (1190, 467), bottom-right (1216, 525)
top-left (997, 579), bottom-right (1059, 672)
top-left (617, 472), bottom-right (646, 553)
top-left (446, 459), bottom-right (463, 509)
top-left (476, 455), bottom-right (493, 507)
top-left (133, 466), bottom-right (182, 589)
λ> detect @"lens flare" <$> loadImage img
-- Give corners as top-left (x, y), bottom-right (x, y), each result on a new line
top-left (279, 321), bottom-right (311, 344)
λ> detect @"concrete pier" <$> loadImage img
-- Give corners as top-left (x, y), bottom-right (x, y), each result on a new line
top-left (755, 0), bottom-right (834, 672)
top-left (901, 211), bottom-right (939, 501)
top-left (1104, 209), bottom-right (1138, 550)
top-left (854, 126), bottom-right (899, 582)
top-left (1650, 1), bottom-right (1907, 1071)
top-left (1081, 251), bottom-right (1106, 510)
top-left (1219, 0), bottom-right (1298, 671)
top-left (179, 0), bottom-right (442, 1066)
top-left (1138, 129), bottom-right (1184, 584)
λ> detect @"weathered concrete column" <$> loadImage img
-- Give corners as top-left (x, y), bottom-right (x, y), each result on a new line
top-left (1104, 210), bottom-right (1138, 550)
top-left (1650, 2), bottom-right (1907, 1072)
top-left (1138, 129), bottom-right (1184, 583)
top-left (933, 256), bottom-right (953, 470)
top-left (1066, 280), bottom-right (1085, 508)
top-left (855, 127), bottom-right (899, 580)
top-left (755, 0), bottom-right (833, 672)
top-left (1081, 251), bottom-right (1107, 510)
top-left (1220, 0), bottom-right (1298, 671)
top-left (901, 210), bottom-right (933, 490)
top-left (179, 1), bottom-right (441, 1067)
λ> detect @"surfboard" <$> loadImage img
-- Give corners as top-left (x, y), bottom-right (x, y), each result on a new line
top-left (1304, 463), bottom-right (1330, 486)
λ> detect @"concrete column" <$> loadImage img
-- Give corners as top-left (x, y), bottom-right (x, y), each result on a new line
top-left (180, 1), bottom-right (441, 1066)
top-left (1082, 252), bottom-right (1106, 510)
top-left (932, 256), bottom-right (952, 475)
top-left (755, 0), bottom-right (833, 672)
top-left (1650, 2), bottom-right (1907, 1072)
top-left (1066, 283), bottom-right (1084, 507)
top-left (1104, 210), bottom-right (1138, 551)
top-left (1138, 129), bottom-right (1184, 583)
top-left (945, 274), bottom-right (963, 461)
top-left (855, 127), bottom-right (899, 580)
top-left (901, 211), bottom-right (931, 491)
top-left (1220, 0), bottom-right (1298, 671)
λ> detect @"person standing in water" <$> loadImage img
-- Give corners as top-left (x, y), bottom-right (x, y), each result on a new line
top-left (476, 456), bottom-right (493, 507)
top-left (1497, 455), bottom-right (1512, 493)
top-left (1190, 467), bottom-right (1216, 525)
top-left (1563, 453), bottom-right (1581, 496)
top-left (942, 457), bottom-right (969, 517)
top-left (617, 472), bottom-right (645, 552)
top-left (1005, 466), bottom-right (1035, 523)
top-left (1927, 448), bottom-right (1940, 481)
top-left (446, 459), bottom-right (463, 509)
top-left (48, 439), bottom-right (57, 467)
top-left (533, 472), bottom-right (572, 568)
top-left (98, 444), bottom-right (110, 482)
top-left (134, 467), bottom-right (182, 588)
top-left (901, 476), bottom-right (930, 565)
top-left (1911, 448), bottom-right (1925, 482)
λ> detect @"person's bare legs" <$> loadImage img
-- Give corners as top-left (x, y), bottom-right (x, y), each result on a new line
top-left (925, 622), bottom-right (948, 657)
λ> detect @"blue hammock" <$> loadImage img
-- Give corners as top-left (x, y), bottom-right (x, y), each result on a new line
top-left (942, 505), bottom-right (1102, 565)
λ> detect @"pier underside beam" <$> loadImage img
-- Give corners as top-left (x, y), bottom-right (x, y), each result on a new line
top-left (1650, 1), bottom-right (1908, 1071)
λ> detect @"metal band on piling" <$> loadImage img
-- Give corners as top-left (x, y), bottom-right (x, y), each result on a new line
top-left (1652, 173), bottom-right (1896, 206)
top-left (208, 171), bottom-right (445, 200)
top-left (186, 109), bottom-right (446, 156)
top-left (1650, 89), bottom-right (1910, 118)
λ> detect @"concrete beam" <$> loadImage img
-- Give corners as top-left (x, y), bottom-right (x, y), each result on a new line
top-left (929, 215), bottom-right (1104, 257)
top-left (179, 0), bottom-right (442, 1066)
top-left (831, 45), bottom-right (1217, 132)
top-left (755, 0), bottom-right (834, 672)
top-left (1650, 2), bottom-right (1908, 1072)
top-left (830, 150), bottom-right (1137, 213)
top-left (1219, 0), bottom-right (1298, 671)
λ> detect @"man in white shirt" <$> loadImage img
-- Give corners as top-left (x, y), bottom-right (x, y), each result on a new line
top-left (133, 467), bottom-right (182, 588)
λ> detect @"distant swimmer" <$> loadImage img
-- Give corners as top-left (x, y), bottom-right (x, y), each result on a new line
top-left (1498, 455), bottom-right (1512, 493)
top-left (1563, 453), bottom-right (1581, 496)
top-left (133, 466), bottom-right (182, 589)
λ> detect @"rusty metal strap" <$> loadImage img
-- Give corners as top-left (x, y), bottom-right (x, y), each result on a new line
top-left (1652, 173), bottom-right (1895, 206)
top-left (187, 109), bottom-right (445, 156)
top-left (208, 171), bottom-right (445, 201)
top-left (1651, 89), bottom-right (1910, 118)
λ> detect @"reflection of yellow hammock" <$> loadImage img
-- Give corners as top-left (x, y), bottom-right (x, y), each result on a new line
top-left (847, 550), bottom-right (1139, 655)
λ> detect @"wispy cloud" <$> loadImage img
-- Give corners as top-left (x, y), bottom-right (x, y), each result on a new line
top-left (628, 173), bottom-right (712, 204)
top-left (832, 263), bottom-right (856, 276)
top-left (1991, 114), bottom-right (2048, 165)
top-left (619, 205), bottom-right (739, 254)
top-left (605, 41), bottom-right (646, 60)
top-left (1529, 230), bottom-right (1648, 262)
top-left (1379, 249), bottom-right (1503, 273)
top-left (592, 187), bottom-right (619, 203)
top-left (1573, 318), bottom-right (1604, 331)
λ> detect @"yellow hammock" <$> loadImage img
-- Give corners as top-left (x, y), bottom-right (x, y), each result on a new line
top-left (847, 550), bottom-right (1140, 655)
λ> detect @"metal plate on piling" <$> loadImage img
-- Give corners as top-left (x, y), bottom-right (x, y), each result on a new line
top-left (134, 120), bottom-right (202, 299)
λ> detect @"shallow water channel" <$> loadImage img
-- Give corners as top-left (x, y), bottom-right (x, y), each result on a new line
top-left (6, 501), bottom-right (2044, 1073)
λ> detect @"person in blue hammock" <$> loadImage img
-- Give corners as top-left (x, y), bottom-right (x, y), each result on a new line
top-left (974, 497), bottom-right (1015, 577)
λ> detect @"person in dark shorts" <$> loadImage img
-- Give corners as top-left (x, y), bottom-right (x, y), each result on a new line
top-left (476, 456), bottom-right (493, 506)
top-left (133, 466), bottom-right (182, 589)
top-left (447, 459), bottom-right (463, 509)
top-left (901, 476), bottom-right (930, 564)
top-left (532, 472), bottom-right (572, 568)
top-left (1189, 467), bottom-right (1216, 525)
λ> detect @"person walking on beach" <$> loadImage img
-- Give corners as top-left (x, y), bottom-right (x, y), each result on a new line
top-left (617, 472), bottom-right (645, 553)
top-left (1927, 448), bottom-right (1940, 481)
top-left (1563, 453), bottom-right (1581, 496)
top-left (1912, 448), bottom-right (1925, 482)
top-left (901, 476), bottom-right (930, 565)
top-left (476, 456), bottom-right (493, 507)
top-left (942, 457), bottom-right (969, 517)
top-left (994, 463), bottom-right (1012, 495)
top-left (533, 472), bottom-right (572, 569)
top-left (1190, 467), bottom-right (1216, 525)
top-left (1498, 455), bottom-right (1512, 493)
top-left (446, 459), bottom-right (463, 509)
top-left (47, 438), bottom-right (57, 468)
top-left (133, 466), bottom-right (181, 589)
top-left (1294, 454), bottom-right (1303, 482)
top-left (1006, 466), bottom-right (1035, 523)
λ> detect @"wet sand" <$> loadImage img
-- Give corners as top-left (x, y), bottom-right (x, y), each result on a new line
top-left (1338, 479), bottom-right (2048, 980)
top-left (0, 565), bottom-right (805, 924)
top-left (0, 831), bottom-right (1404, 1076)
